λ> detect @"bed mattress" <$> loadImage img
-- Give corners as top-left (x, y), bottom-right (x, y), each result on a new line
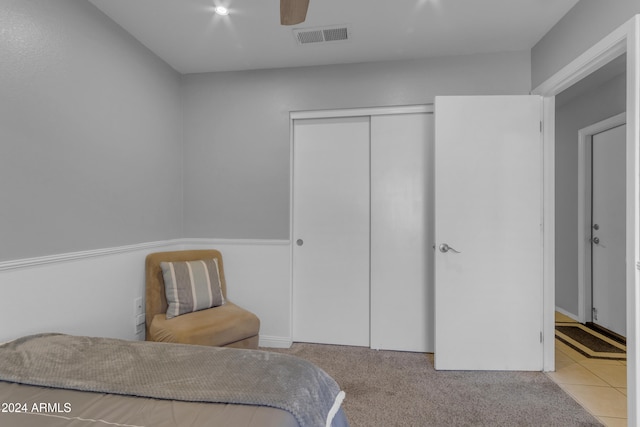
top-left (0, 334), bottom-right (350, 427)
top-left (0, 381), bottom-right (344, 427)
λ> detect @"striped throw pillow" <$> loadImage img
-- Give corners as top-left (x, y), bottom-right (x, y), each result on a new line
top-left (160, 259), bottom-right (225, 319)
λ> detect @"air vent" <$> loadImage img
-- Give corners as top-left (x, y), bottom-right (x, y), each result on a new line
top-left (293, 25), bottom-right (351, 45)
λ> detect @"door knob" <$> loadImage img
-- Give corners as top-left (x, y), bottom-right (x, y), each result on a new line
top-left (593, 224), bottom-right (599, 230)
top-left (296, 239), bottom-right (304, 246)
top-left (439, 243), bottom-right (461, 254)
top-left (592, 237), bottom-right (600, 245)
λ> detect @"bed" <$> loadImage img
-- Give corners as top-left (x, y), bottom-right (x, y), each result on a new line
top-left (0, 334), bottom-right (349, 427)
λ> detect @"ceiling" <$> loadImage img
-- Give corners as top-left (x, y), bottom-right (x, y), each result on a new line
top-left (88, 0), bottom-right (580, 75)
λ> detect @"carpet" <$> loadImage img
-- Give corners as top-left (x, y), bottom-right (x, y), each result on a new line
top-left (266, 343), bottom-right (602, 426)
top-left (555, 322), bottom-right (626, 361)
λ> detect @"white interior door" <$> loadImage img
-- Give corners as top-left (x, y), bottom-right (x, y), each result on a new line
top-left (592, 124), bottom-right (627, 337)
top-left (370, 113), bottom-right (433, 352)
top-left (434, 95), bottom-right (543, 371)
top-left (292, 116), bottom-right (370, 347)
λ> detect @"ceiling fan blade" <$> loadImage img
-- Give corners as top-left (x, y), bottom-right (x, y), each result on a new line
top-left (281, 0), bottom-right (309, 25)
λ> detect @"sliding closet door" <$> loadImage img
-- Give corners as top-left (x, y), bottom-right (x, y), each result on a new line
top-left (292, 117), bottom-right (370, 346)
top-left (370, 113), bottom-right (433, 352)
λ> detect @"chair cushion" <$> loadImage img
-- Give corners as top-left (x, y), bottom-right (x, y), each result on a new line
top-left (160, 259), bottom-right (224, 319)
top-left (148, 301), bottom-right (260, 347)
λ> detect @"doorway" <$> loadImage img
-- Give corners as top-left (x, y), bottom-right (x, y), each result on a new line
top-left (532, 16), bottom-right (638, 424)
top-left (577, 116), bottom-right (627, 338)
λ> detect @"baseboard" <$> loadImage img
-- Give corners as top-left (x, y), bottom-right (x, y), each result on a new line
top-left (259, 335), bottom-right (292, 348)
top-left (555, 306), bottom-right (579, 321)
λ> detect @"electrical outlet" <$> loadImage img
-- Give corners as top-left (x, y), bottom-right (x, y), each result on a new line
top-left (134, 297), bottom-right (143, 316)
top-left (134, 298), bottom-right (145, 336)
top-left (136, 314), bottom-right (145, 326)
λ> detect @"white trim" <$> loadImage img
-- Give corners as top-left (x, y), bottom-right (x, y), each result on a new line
top-left (258, 335), bottom-right (292, 348)
top-left (289, 114), bottom-right (296, 344)
top-left (0, 238), bottom-right (291, 272)
top-left (626, 15), bottom-right (640, 426)
top-left (178, 238), bottom-right (290, 247)
top-left (577, 113), bottom-right (626, 324)
top-left (0, 240), bottom-right (178, 272)
top-left (532, 25), bottom-right (628, 97)
top-left (541, 96), bottom-right (556, 372)
top-left (291, 104), bottom-right (433, 120)
top-left (555, 306), bottom-right (579, 322)
top-left (532, 14), bottom-right (639, 425)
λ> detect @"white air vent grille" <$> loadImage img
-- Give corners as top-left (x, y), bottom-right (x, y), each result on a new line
top-left (297, 30), bottom-right (324, 44)
top-left (322, 27), bottom-right (348, 42)
top-left (293, 25), bottom-right (351, 45)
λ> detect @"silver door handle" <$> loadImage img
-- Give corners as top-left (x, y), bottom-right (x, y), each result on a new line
top-left (439, 243), bottom-right (461, 254)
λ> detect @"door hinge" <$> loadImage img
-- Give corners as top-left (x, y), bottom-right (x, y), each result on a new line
top-left (540, 331), bottom-right (543, 343)
top-left (592, 307), bottom-right (598, 321)
top-left (540, 121), bottom-right (543, 133)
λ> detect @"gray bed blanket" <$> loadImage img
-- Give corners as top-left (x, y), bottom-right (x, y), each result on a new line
top-left (0, 334), bottom-right (346, 427)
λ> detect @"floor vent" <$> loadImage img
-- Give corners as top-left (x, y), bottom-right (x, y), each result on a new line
top-left (293, 25), bottom-right (350, 45)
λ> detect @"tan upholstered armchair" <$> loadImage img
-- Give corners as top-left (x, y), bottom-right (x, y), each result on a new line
top-left (145, 250), bottom-right (260, 349)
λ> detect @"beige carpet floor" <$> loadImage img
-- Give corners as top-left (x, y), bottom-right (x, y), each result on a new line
top-left (267, 343), bottom-right (602, 427)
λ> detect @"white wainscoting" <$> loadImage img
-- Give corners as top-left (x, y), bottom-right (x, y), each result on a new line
top-left (0, 241), bottom-right (181, 343)
top-left (0, 239), bottom-right (292, 348)
top-left (179, 239), bottom-right (292, 348)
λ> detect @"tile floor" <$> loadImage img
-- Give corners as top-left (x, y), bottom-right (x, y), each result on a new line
top-left (548, 312), bottom-right (627, 427)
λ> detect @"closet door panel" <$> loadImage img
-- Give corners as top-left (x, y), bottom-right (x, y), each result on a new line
top-left (292, 117), bottom-right (370, 346)
top-left (370, 113), bottom-right (433, 352)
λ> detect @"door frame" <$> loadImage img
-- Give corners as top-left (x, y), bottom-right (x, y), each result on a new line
top-left (577, 113), bottom-right (626, 325)
top-left (532, 14), bottom-right (639, 425)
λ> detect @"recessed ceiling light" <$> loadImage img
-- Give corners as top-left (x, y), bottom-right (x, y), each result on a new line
top-left (214, 6), bottom-right (229, 16)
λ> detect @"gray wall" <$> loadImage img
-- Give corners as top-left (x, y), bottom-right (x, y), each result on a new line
top-left (531, 0), bottom-right (640, 89)
top-left (182, 51), bottom-right (532, 239)
top-left (0, 0), bottom-right (183, 261)
top-left (555, 73), bottom-right (626, 316)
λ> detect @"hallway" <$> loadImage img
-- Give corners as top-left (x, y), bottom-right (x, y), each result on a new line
top-left (548, 312), bottom-right (627, 426)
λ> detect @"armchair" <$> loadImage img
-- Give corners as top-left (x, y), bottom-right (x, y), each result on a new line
top-left (145, 250), bottom-right (260, 349)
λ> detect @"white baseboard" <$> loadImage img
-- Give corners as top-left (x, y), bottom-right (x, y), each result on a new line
top-left (259, 335), bottom-right (293, 348)
top-left (555, 306), bottom-right (579, 322)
